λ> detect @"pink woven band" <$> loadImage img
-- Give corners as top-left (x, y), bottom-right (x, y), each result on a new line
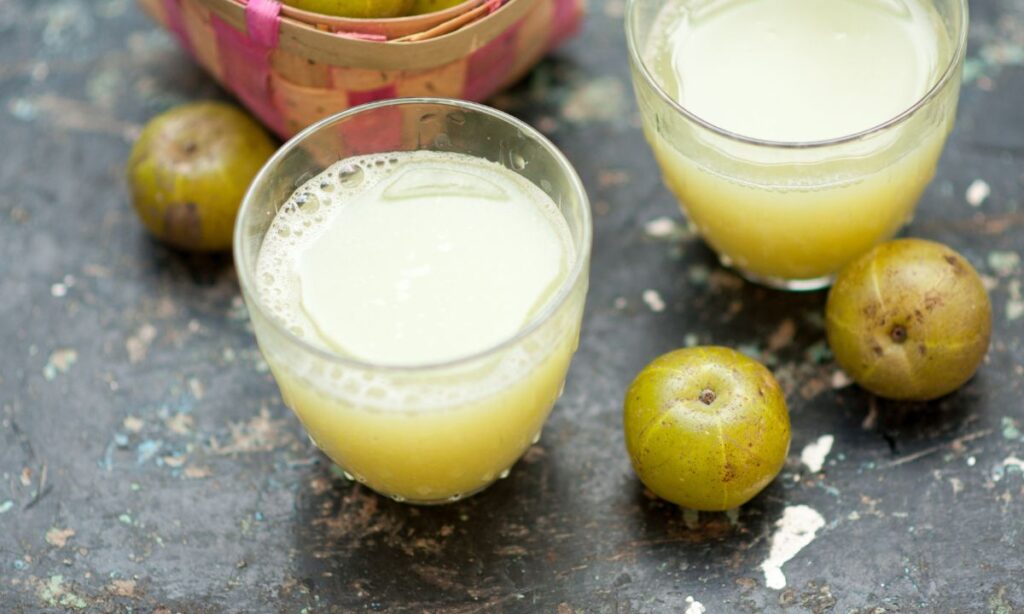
top-left (245, 0), bottom-right (281, 47)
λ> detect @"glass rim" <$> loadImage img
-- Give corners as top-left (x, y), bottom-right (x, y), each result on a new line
top-left (624, 0), bottom-right (970, 150)
top-left (234, 97), bottom-right (593, 374)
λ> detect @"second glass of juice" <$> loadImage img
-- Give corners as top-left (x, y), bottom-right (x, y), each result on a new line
top-left (235, 99), bottom-right (592, 504)
top-left (627, 0), bottom-right (968, 290)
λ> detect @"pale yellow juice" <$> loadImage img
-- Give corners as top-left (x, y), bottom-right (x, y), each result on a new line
top-left (639, 0), bottom-right (959, 282)
top-left (254, 150), bottom-right (580, 502)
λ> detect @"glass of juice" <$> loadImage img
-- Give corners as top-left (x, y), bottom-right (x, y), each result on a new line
top-left (234, 99), bottom-right (591, 504)
top-left (626, 0), bottom-right (968, 290)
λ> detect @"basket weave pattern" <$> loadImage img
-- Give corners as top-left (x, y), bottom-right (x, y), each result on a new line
top-left (140, 0), bottom-right (583, 137)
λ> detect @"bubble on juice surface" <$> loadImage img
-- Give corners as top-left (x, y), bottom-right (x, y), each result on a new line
top-left (337, 163), bottom-right (365, 189)
top-left (296, 192), bottom-right (321, 213)
top-left (510, 152), bottom-right (527, 171)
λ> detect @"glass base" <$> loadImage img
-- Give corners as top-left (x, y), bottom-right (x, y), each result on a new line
top-left (722, 259), bottom-right (835, 291)
top-left (393, 483), bottom-right (493, 506)
top-left (334, 464), bottom-right (514, 506)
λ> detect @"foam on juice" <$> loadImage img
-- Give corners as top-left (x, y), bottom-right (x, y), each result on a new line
top-left (254, 150), bottom-right (576, 406)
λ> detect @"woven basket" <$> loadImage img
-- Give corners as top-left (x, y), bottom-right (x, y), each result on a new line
top-left (138, 0), bottom-right (583, 137)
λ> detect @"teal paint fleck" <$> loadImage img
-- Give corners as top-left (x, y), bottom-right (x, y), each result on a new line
top-left (981, 43), bottom-right (1024, 67)
top-left (42, 349), bottom-right (77, 381)
top-left (737, 343), bottom-right (761, 359)
top-left (328, 464), bottom-right (348, 480)
top-left (0, 500), bottom-right (13, 514)
top-left (136, 440), bottom-right (162, 465)
top-left (1003, 417), bottom-right (1022, 441)
top-left (988, 251), bottom-right (1020, 277)
top-left (962, 57), bottom-right (986, 83)
top-left (688, 265), bottom-right (710, 286)
top-left (806, 341), bottom-right (833, 364)
top-left (802, 310), bottom-right (826, 331)
top-left (118, 514), bottom-right (132, 525)
top-left (8, 98), bottom-right (37, 121)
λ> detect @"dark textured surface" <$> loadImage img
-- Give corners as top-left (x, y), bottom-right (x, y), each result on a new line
top-left (2, 0), bottom-right (1023, 611)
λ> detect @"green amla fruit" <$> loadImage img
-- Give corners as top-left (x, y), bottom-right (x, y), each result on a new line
top-left (127, 102), bottom-right (275, 252)
top-left (411, 0), bottom-right (466, 14)
top-left (282, 0), bottom-right (414, 18)
top-left (624, 347), bottom-right (791, 511)
top-left (826, 238), bottom-right (992, 401)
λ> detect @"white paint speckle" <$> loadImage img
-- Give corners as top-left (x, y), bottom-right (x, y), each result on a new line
top-left (50, 283), bottom-right (67, 297)
top-left (126, 324), bottom-right (157, 364)
top-left (967, 456), bottom-right (977, 467)
top-left (760, 505), bottom-right (825, 590)
top-left (949, 477), bottom-right (964, 495)
top-left (861, 402), bottom-right (879, 430)
top-left (188, 377), bottom-right (205, 400)
top-left (966, 179), bottom-right (990, 207)
top-left (684, 596), bottom-right (706, 614)
top-left (1007, 280), bottom-right (1023, 321)
top-left (644, 216), bottom-right (678, 238)
top-left (800, 435), bottom-right (834, 473)
top-left (830, 370), bottom-right (853, 389)
top-left (642, 289), bottom-right (665, 313)
top-left (683, 508), bottom-right (699, 529)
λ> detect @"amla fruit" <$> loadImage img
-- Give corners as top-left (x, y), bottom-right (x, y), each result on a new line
top-left (283, 0), bottom-right (414, 18)
top-left (127, 102), bottom-right (275, 252)
top-left (411, 0), bottom-right (466, 14)
top-left (624, 347), bottom-right (791, 511)
top-left (826, 238), bottom-right (991, 401)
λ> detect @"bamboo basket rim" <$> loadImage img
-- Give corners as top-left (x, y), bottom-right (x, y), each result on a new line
top-left (197, 0), bottom-right (537, 69)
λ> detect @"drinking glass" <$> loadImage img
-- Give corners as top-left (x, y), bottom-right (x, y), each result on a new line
top-left (234, 99), bottom-right (592, 503)
top-left (626, 0), bottom-right (968, 290)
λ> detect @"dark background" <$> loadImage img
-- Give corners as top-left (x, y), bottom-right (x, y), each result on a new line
top-left (1, 0), bottom-right (1022, 611)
